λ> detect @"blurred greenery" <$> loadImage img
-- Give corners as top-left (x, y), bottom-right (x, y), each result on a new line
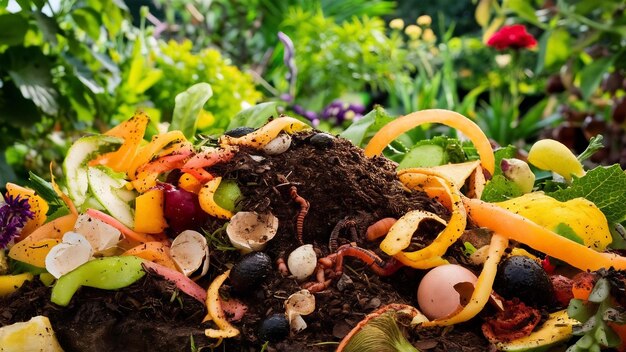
top-left (1, 0), bottom-right (625, 186)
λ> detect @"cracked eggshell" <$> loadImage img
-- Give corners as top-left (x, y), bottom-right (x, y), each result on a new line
top-left (262, 133), bottom-right (291, 155)
top-left (45, 232), bottom-right (93, 279)
top-left (170, 230), bottom-right (209, 277)
top-left (226, 211), bottom-right (279, 254)
top-left (287, 244), bottom-right (317, 281)
top-left (417, 264), bottom-right (478, 320)
top-left (73, 213), bottom-right (122, 252)
top-left (284, 289), bottom-right (315, 333)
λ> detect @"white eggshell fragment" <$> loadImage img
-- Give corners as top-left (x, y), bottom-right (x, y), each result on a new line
top-left (170, 230), bottom-right (209, 277)
top-left (226, 212), bottom-right (279, 254)
top-left (417, 264), bottom-right (478, 320)
top-left (287, 244), bottom-right (317, 281)
top-left (262, 133), bottom-right (292, 155)
top-left (284, 289), bottom-right (315, 333)
top-left (73, 213), bottom-right (121, 252)
top-left (45, 232), bottom-right (93, 279)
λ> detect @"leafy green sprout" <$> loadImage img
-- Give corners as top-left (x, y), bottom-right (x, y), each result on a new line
top-left (203, 223), bottom-right (236, 252)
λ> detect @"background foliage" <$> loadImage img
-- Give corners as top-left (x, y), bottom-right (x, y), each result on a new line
top-left (1, 0), bottom-right (625, 186)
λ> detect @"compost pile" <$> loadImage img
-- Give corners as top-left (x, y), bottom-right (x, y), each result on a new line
top-left (0, 130), bottom-right (489, 351)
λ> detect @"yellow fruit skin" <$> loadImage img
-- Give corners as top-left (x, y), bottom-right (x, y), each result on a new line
top-left (134, 189), bottom-right (167, 234)
top-left (527, 139), bottom-right (585, 181)
top-left (0, 316), bottom-right (64, 352)
top-left (497, 192), bottom-right (611, 251)
top-left (8, 239), bottom-right (60, 268)
top-left (0, 273), bottom-right (34, 296)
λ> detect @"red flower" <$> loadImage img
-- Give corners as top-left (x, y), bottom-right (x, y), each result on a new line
top-left (487, 24), bottom-right (537, 50)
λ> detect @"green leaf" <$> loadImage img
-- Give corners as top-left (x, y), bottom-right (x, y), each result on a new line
top-left (536, 29), bottom-right (571, 73)
top-left (63, 54), bottom-right (105, 94)
top-left (507, 0), bottom-right (541, 26)
top-left (6, 47), bottom-right (59, 116)
top-left (553, 223), bottom-right (584, 245)
top-left (170, 83), bottom-right (213, 139)
top-left (0, 13), bottom-right (29, 46)
top-left (339, 106), bottom-right (394, 147)
top-left (548, 165), bottom-right (626, 223)
top-left (33, 12), bottom-right (59, 46)
top-left (475, 0), bottom-right (492, 27)
top-left (227, 102), bottom-right (279, 130)
top-left (492, 146), bottom-right (517, 176)
top-left (481, 174), bottom-right (524, 202)
top-left (71, 7), bottom-right (102, 39)
top-left (27, 172), bottom-right (68, 217)
top-left (579, 56), bottom-right (615, 100)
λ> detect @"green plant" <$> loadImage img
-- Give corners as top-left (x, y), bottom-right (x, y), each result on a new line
top-left (148, 40), bottom-right (262, 133)
top-left (0, 0), bottom-right (133, 183)
top-left (273, 8), bottom-right (411, 112)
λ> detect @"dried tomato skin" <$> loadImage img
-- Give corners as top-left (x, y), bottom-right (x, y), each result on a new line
top-left (482, 299), bottom-right (543, 343)
top-left (550, 274), bottom-right (574, 307)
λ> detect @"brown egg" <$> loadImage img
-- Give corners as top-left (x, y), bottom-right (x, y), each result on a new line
top-left (417, 264), bottom-right (478, 320)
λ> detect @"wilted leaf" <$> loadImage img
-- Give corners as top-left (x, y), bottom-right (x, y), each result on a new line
top-left (170, 83), bottom-right (213, 139)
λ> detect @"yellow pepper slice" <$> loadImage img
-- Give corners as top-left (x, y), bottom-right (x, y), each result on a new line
top-left (422, 233), bottom-right (508, 326)
top-left (219, 116), bottom-right (310, 148)
top-left (462, 197), bottom-right (626, 271)
top-left (198, 177), bottom-right (234, 220)
top-left (204, 269), bottom-right (240, 339)
top-left (8, 239), bottom-right (60, 268)
top-left (89, 112), bottom-right (150, 173)
top-left (134, 189), bottom-right (167, 234)
top-left (364, 109), bottom-right (495, 175)
top-left (178, 172), bottom-right (202, 194)
top-left (0, 273), bottom-right (34, 296)
top-left (395, 168), bottom-right (467, 263)
top-left (393, 254), bottom-right (449, 269)
top-left (128, 131), bottom-right (188, 180)
top-left (497, 192), bottom-right (611, 251)
top-left (380, 210), bottom-right (447, 255)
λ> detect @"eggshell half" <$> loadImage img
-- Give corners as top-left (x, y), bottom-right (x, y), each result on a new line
top-left (417, 264), bottom-right (478, 320)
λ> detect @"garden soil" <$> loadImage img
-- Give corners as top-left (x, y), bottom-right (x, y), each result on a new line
top-left (0, 131), bottom-right (490, 352)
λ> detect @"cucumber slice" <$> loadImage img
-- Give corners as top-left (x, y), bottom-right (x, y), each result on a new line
top-left (87, 166), bottom-right (135, 228)
top-left (63, 135), bottom-right (121, 206)
top-left (398, 144), bottom-right (445, 169)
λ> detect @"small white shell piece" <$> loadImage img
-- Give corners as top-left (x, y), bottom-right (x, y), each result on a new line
top-left (287, 244), bottom-right (317, 281)
top-left (73, 213), bottom-right (121, 252)
top-left (170, 230), bottom-right (209, 277)
top-left (226, 211), bottom-right (279, 254)
top-left (284, 289), bottom-right (316, 333)
top-left (45, 232), bottom-right (93, 279)
top-left (262, 133), bottom-right (292, 155)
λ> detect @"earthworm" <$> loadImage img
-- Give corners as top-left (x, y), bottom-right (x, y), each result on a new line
top-left (329, 219), bottom-right (357, 252)
top-left (333, 244), bottom-right (403, 277)
top-left (276, 257), bottom-right (289, 276)
top-left (290, 185), bottom-right (309, 244)
top-left (303, 244), bottom-right (404, 293)
top-left (365, 217), bottom-right (397, 242)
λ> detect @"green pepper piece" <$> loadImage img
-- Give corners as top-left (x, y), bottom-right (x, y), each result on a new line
top-left (51, 256), bottom-right (145, 306)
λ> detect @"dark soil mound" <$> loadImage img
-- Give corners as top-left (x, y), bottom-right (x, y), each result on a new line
top-left (0, 130), bottom-right (489, 352)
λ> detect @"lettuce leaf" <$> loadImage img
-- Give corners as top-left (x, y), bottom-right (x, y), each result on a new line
top-left (548, 165), bottom-right (626, 223)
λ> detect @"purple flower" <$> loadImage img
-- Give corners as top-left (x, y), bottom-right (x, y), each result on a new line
top-left (0, 194), bottom-right (34, 249)
top-left (321, 101), bottom-right (366, 124)
top-left (278, 32), bottom-right (297, 97)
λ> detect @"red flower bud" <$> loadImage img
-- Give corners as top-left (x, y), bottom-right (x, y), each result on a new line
top-left (487, 24), bottom-right (537, 50)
